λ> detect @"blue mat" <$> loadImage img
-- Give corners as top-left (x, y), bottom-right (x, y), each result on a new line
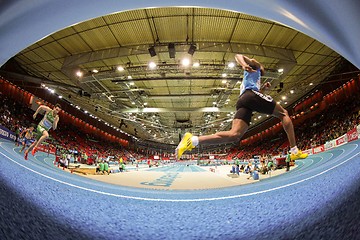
top-left (1, 138), bottom-right (360, 239)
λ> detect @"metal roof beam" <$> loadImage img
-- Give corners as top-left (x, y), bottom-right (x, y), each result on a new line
top-left (120, 107), bottom-right (235, 113)
top-left (61, 42), bottom-right (296, 68)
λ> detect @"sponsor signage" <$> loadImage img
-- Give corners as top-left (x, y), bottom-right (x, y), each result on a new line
top-left (325, 140), bottom-right (336, 150)
top-left (0, 125), bottom-right (17, 141)
top-left (312, 145), bottom-right (324, 154)
top-left (37, 145), bottom-right (56, 155)
top-left (347, 127), bottom-right (358, 142)
top-left (335, 134), bottom-right (347, 146)
top-left (303, 149), bottom-right (312, 155)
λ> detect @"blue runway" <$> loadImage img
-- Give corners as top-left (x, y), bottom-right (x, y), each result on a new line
top-left (1, 138), bottom-right (360, 239)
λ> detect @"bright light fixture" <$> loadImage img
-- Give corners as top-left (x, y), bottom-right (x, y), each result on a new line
top-left (228, 62), bottom-right (235, 68)
top-left (221, 73), bottom-right (227, 78)
top-left (193, 62), bottom-right (200, 67)
top-left (117, 66), bottom-right (124, 71)
top-left (76, 71), bottom-right (83, 77)
top-left (148, 61), bottom-right (157, 69)
top-left (181, 58), bottom-right (191, 67)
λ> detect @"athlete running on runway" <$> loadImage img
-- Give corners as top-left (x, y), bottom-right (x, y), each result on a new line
top-left (19, 125), bottom-right (34, 153)
top-left (175, 54), bottom-right (308, 161)
top-left (24, 104), bottom-right (61, 160)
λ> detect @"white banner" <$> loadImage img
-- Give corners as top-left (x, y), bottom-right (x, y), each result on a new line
top-left (325, 139), bottom-right (336, 150)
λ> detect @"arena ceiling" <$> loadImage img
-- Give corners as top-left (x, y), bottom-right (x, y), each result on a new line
top-left (2, 7), bottom-right (343, 144)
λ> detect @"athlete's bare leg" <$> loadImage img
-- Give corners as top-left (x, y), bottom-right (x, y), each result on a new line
top-left (198, 119), bottom-right (249, 145)
top-left (24, 130), bottom-right (48, 157)
top-left (25, 141), bottom-right (36, 155)
top-left (33, 131), bottom-right (49, 149)
top-left (20, 142), bottom-right (26, 152)
top-left (271, 103), bottom-right (296, 148)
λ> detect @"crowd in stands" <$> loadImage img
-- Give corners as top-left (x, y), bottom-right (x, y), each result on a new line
top-left (296, 94), bottom-right (360, 150)
top-left (0, 94), bottom-right (34, 132)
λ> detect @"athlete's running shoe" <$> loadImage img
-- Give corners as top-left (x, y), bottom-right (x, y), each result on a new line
top-left (31, 147), bottom-right (38, 156)
top-left (24, 151), bottom-right (28, 160)
top-left (175, 132), bottom-right (195, 160)
top-left (290, 150), bottom-right (308, 161)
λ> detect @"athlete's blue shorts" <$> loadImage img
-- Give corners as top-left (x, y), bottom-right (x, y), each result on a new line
top-left (22, 138), bottom-right (32, 146)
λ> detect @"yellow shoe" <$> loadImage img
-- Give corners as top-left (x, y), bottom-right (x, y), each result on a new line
top-left (290, 150), bottom-right (308, 161)
top-left (175, 132), bottom-right (195, 160)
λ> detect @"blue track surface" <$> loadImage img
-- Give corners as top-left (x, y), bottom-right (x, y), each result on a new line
top-left (1, 138), bottom-right (360, 239)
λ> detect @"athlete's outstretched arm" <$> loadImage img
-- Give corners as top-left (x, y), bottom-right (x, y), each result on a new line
top-left (53, 116), bottom-right (59, 130)
top-left (33, 105), bottom-right (51, 119)
top-left (19, 128), bottom-right (28, 138)
top-left (260, 82), bottom-right (271, 93)
top-left (235, 54), bottom-right (260, 71)
top-left (235, 54), bottom-right (265, 76)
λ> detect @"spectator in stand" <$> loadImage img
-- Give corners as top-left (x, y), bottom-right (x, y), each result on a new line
top-left (119, 162), bottom-right (126, 172)
top-left (97, 161), bottom-right (104, 174)
top-left (104, 161), bottom-right (110, 175)
top-left (240, 164), bottom-right (245, 173)
top-left (260, 165), bottom-right (268, 175)
top-left (244, 164), bottom-right (250, 174)
top-left (59, 155), bottom-right (68, 169)
top-left (267, 160), bottom-right (274, 171)
top-left (83, 152), bottom-right (88, 164)
top-left (260, 155), bottom-right (266, 168)
top-left (66, 151), bottom-right (72, 165)
top-left (234, 159), bottom-right (240, 175)
top-left (247, 162), bottom-right (255, 179)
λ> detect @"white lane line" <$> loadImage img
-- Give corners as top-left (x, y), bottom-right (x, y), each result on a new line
top-left (0, 143), bottom-right (359, 202)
